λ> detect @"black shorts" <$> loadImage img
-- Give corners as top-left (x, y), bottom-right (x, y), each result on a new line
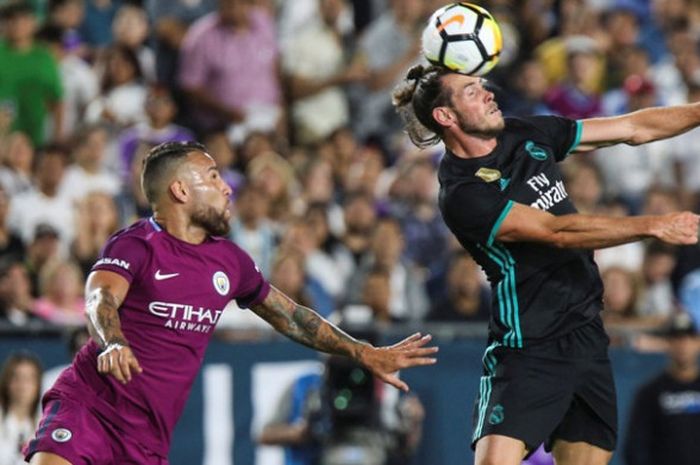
top-left (471, 318), bottom-right (617, 454)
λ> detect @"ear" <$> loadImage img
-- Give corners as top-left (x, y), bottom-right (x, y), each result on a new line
top-left (432, 106), bottom-right (455, 128)
top-left (169, 180), bottom-right (189, 203)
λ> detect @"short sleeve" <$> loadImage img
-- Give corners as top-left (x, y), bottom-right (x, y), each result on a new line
top-left (91, 234), bottom-right (149, 284)
top-left (527, 115), bottom-right (582, 162)
top-left (441, 182), bottom-right (514, 247)
top-left (232, 245), bottom-right (271, 308)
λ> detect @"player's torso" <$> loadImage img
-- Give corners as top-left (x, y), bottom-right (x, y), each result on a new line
top-left (121, 236), bottom-right (239, 352)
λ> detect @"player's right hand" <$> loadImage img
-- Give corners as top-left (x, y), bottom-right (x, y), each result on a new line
top-left (97, 343), bottom-right (143, 384)
top-left (653, 212), bottom-right (700, 245)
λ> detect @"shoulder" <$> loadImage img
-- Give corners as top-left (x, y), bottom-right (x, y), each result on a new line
top-left (102, 219), bottom-right (155, 250)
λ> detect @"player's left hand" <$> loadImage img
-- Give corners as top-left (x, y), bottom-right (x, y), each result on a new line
top-left (360, 333), bottom-right (437, 392)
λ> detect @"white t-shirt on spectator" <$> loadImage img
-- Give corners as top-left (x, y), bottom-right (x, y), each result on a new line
top-left (7, 189), bottom-right (75, 249)
top-left (58, 165), bottom-right (122, 202)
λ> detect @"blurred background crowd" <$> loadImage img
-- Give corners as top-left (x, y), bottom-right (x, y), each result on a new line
top-left (1, 0), bottom-right (700, 348)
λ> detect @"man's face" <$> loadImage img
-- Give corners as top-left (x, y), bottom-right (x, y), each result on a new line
top-left (668, 335), bottom-right (700, 370)
top-left (440, 73), bottom-right (505, 138)
top-left (218, 0), bottom-right (250, 26)
top-left (181, 152), bottom-right (233, 236)
top-left (3, 12), bottom-right (36, 43)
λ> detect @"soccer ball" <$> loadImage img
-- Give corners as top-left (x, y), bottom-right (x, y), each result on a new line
top-left (421, 2), bottom-right (503, 76)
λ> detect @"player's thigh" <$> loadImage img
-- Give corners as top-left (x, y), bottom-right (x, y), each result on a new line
top-left (474, 434), bottom-right (527, 465)
top-left (24, 397), bottom-right (113, 465)
top-left (29, 452), bottom-right (73, 465)
top-left (551, 439), bottom-right (612, 465)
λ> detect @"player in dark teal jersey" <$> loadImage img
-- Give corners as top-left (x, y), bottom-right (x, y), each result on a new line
top-left (392, 65), bottom-right (700, 465)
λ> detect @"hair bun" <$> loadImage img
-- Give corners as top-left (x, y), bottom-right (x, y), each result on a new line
top-left (406, 65), bottom-right (426, 82)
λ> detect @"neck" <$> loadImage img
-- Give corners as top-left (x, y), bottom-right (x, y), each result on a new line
top-left (8, 404), bottom-right (32, 420)
top-left (10, 38), bottom-right (33, 51)
top-left (444, 131), bottom-right (498, 159)
top-left (153, 210), bottom-right (208, 244)
top-left (669, 363), bottom-right (699, 382)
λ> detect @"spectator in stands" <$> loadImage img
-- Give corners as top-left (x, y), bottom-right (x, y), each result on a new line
top-left (112, 4), bottom-right (155, 82)
top-left (32, 259), bottom-right (85, 326)
top-left (247, 151), bottom-right (300, 225)
top-left (114, 141), bottom-right (152, 226)
top-left (0, 186), bottom-right (24, 263)
top-left (0, 351), bottom-right (42, 465)
top-left (352, 0), bottom-right (424, 145)
top-left (500, 59), bottom-right (552, 117)
top-left (202, 131), bottom-right (243, 193)
top-left (638, 241), bottom-right (678, 323)
top-left (229, 183), bottom-right (277, 277)
top-left (624, 312), bottom-right (700, 465)
top-left (543, 36), bottom-right (604, 119)
top-left (46, 0), bottom-right (85, 56)
top-left (71, 191), bottom-right (119, 277)
top-left (563, 158), bottom-right (604, 214)
top-left (117, 85), bottom-right (194, 182)
top-left (391, 158), bottom-right (449, 272)
top-left (602, 266), bottom-right (643, 323)
top-left (86, 44), bottom-right (147, 127)
top-left (147, 0), bottom-right (216, 91)
top-left (428, 251), bottom-right (490, 323)
top-left (0, 260), bottom-right (36, 327)
top-left (346, 217), bottom-right (428, 323)
top-left (282, 0), bottom-right (366, 145)
top-left (0, 131), bottom-right (33, 196)
top-left (178, 0), bottom-right (282, 139)
top-left (7, 145), bottom-right (74, 251)
top-left (36, 23), bottom-right (99, 141)
top-left (24, 224), bottom-right (61, 298)
top-left (270, 249), bottom-right (332, 318)
top-left (334, 191), bottom-right (377, 276)
top-left (0, 1), bottom-right (63, 147)
top-left (78, 0), bottom-right (121, 49)
top-left (59, 124), bottom-right (121, 202)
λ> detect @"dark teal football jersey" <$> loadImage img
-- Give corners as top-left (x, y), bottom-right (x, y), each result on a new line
top-left (438, 116), bottom-right (604, 348)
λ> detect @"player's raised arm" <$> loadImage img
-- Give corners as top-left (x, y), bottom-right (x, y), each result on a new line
top-left (574, 103), bottom-right (700, 152)
top-left (495, 202), bottom-right (699, 249)
top-left (85, 270), bottom-right (143, 384)
top-left (250, 286), bottom-right (438, 392)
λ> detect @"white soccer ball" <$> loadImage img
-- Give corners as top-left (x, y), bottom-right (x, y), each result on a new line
top-left (421, 2), bottom-right (503, 76)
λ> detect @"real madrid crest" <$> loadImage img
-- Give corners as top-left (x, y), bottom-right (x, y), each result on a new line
top-left (51, 428), bottom-right (72, 443)
top-left (475, 167), bottom-right (502, 183)
top-left (212, 271), bottom-right (230, 296)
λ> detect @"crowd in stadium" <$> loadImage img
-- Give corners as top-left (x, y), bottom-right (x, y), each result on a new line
top-left (0, 0), bottom-right (699, 345)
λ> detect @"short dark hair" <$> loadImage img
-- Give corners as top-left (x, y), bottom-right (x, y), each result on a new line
top-left (141, 141), bottom-right (206, 204)
top-left (0, 0), bottom-right (34, 19)
top-left (391, 64), bottom-right (453, 148)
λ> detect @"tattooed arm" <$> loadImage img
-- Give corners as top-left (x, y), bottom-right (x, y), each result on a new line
top-left (250, 286), bottom-right (437, 392)
top-left (85, 270), bottom-right (142, 384)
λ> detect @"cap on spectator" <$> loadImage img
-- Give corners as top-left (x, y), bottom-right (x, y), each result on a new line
top-left (661, 313), bottom-right (698, 338)
top-left (0, 0), bottom-right (34, 19)
top-left (33, 223), bottom-right (60, 241)
top-left (623, 74), bottom-right (655, 96)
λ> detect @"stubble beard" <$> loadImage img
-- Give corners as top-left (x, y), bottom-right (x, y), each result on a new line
top-left (192, 205), bottom-right (230, 237)
top-left (456, 111), bottom-right (505, 139)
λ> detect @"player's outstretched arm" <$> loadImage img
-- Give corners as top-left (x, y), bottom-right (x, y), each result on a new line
top-left (496, 203), bottom-right (700, 249)
top-left (250, 286), bottom-right (438, 392)
top-left (85, 270), bottom-right (143, 384)
top-left (574, 103), bottom-right (700, 152)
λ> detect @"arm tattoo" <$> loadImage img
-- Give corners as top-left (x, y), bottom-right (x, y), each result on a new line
top-left (85, 287), bottom-right (127, 349)
top-left (251, 287), bottom-right (367, 360)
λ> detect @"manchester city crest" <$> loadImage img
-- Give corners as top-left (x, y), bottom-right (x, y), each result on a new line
top-left (51, 428), bottom-right (72, 443)
top-left (212, 271), bottom-right (230, 296)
